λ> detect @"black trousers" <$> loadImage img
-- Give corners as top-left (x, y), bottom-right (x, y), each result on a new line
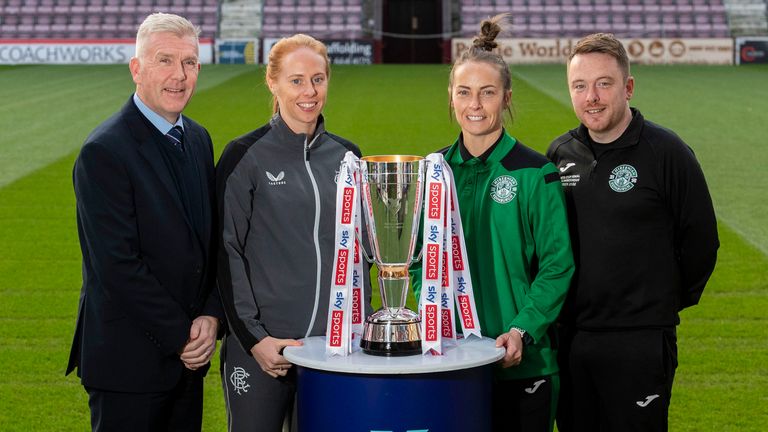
top-left (556, 328), bottom-right (678, 432)
top-left (492, 374), bottom-right (558, 432)
top-left (86, 368), bottom-right (204, 432)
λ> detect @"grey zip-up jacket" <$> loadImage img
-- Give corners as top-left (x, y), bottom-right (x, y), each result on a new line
top-left (216, 114), bottom-right (372, 352)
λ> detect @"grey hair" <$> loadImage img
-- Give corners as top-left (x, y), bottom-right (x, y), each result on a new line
top-left (135, 13), bottom-right (200, 58)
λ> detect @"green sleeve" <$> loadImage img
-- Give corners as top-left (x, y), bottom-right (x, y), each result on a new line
top-left (509, 164), bottom-right (575, 342)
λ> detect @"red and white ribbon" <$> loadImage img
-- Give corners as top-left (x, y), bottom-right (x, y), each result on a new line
top-left (443, 161), bottom-right (481, 340)
top-left (420, 154), bottom-right (447, 355)
top-left (420, 154), bottom-right (482, 355)
top-left (440, 184), bottom-right (457, 348)
top-left (326, 152), bottom-right (364, 356)
top-left (351, 169), bottom-right (365, 339)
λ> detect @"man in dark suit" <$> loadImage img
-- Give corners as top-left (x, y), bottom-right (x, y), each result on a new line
top-left (66, 13), bottom-right (223, 431)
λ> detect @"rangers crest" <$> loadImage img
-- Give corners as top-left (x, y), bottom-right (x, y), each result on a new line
top-left (229, 366), bottom-right (251, 395)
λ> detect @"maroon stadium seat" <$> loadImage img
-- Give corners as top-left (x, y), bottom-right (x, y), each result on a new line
top-left (346, 0), bottom-right (361, 14)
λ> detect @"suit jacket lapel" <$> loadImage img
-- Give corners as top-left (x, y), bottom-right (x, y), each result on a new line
top-left (123, 99), bottom-right (190, 227)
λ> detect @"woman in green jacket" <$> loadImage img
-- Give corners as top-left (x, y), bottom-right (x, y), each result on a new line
top-left (412, 14), bottom-right (574, 432)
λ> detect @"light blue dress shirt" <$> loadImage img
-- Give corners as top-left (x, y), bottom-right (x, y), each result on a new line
top-left (133, 93), bottom-right (185, 135)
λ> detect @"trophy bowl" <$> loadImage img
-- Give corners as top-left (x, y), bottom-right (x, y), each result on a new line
top-left (359, 155), bottom-right (424, 356)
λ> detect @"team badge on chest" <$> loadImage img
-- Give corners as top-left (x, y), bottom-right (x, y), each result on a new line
top-left (608, 164), bottom-right (638, 192)
top-left (490, 175), bottom-right (518, 204)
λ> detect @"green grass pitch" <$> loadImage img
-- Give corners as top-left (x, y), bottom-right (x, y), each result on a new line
top-left (0, 63), bottom-right (766, 430)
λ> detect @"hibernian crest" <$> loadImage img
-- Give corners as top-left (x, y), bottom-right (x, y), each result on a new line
top-left (608, 164), bottom-right (638, 192)
top-left (490, 175), bottom-right (518, 204)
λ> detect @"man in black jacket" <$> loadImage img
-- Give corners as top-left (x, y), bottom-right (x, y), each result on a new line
top-left (547, 33), bottom-right (719, 432)
top-left (66, 13), bottom-right (223, 431)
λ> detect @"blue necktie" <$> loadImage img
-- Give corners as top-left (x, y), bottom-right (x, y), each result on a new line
top-left (166, 126), bottom-right (184, 152)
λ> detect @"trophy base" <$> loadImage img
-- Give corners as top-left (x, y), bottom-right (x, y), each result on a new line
top-left (360, 310), bottom-right (422, 356)
top-left (360, 338), bottom-right (422, 357)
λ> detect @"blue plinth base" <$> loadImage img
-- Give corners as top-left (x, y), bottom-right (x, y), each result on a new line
top-left (296, 365), bottom-right (493, 432)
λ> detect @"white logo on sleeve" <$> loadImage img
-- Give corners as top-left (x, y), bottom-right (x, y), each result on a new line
top-left (490, 175), bottom-right (518, 204)
top-left (230, 366), bottom-right (251, 395)
top-left (636, 394), bottom-right (660, 407)
top-left (266, 170), bottom-right (286, 185)
top-left (559, 162), bottom-right (576, 173)
top-left (608, 164), bottom-right (638, 192)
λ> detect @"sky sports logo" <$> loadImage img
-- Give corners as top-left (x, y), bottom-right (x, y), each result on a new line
top-left (329, 310), bottom-right (344, 347)
top-left (452, 236), bottom-right (464, 271)
top-left (364, 186), bottom-right (373, 222)
top-left (442, 309), bottom-right (453, 338)
top-left (340, 187), bottom-right (355, 224)
top-left (424, 304), bottom-right (438, 342)
top-left (441, 251), bottom-right (449, 287)
top-left (335, 249), bottom-right (349, 286)
top-left (352, 287), bottom-right (361, 324)
top-left (427, 183), bottom-right (442, 220)
top-left (458, 295), bottom-right (475, 329)
top-left (425, 243), bottom-right (440, 280)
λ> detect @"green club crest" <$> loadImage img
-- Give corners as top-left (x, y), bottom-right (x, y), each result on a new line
top-left (490, 175), bottom-right (518, 204)
top-left (608, 164), bottom-right (638, 192)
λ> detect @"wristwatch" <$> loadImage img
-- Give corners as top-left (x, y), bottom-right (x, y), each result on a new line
top-left (510, 327), bottom-right (532, 345)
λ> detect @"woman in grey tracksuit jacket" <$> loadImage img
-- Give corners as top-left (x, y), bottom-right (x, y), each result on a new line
top-left (216, 112), bottom-right (372, 431)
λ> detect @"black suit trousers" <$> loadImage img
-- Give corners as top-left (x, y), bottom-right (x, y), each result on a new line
top-left (86, 368), bottom-right (204, 432)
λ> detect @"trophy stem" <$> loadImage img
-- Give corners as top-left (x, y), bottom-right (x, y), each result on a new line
top-left (379, 275), bottom-right (408, 313)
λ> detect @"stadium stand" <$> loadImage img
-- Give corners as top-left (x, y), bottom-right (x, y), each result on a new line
top-left (257, 0), bottom-right (363, 39)
top-left (218, 0), bottom-right (260, 38)
top-left (1, 0), bottom-right (767, 43)
top-left (459, 0), bottom-right (737, 38)
top-left (727, 0), bottom-right (768, 35)
top-left (0, 0), bottom-right (365, 40)
top-left (0, 0), bottom-right (219, 39)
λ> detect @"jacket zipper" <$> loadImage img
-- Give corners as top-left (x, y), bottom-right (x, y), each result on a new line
top-left (303, 135), bottom-right (323, 338)
top-left (589, 159), bottom-right (598, 180)
top-left (587, 143), bottom-right (599, 181)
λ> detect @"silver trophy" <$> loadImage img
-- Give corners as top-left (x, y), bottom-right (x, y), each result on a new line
top-left (359, 155), bottom-right (425, 356)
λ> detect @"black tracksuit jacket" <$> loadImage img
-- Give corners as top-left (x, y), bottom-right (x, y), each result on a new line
top-left (547, 109), bottom-right (719, 330)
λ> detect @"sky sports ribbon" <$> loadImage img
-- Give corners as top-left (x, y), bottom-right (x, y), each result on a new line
top-left (440, 170), bottom-right (457, 347)
top-left (420, 154), bottom-right (447, 355)
top-left (443, 160), bottom-right (481, 341)
top-left (325, 152), bottom-right (365, 356)
top-left (420, 153), bottom-right (482, 355)
top-left (351, 175), bottom-right (365, 340)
